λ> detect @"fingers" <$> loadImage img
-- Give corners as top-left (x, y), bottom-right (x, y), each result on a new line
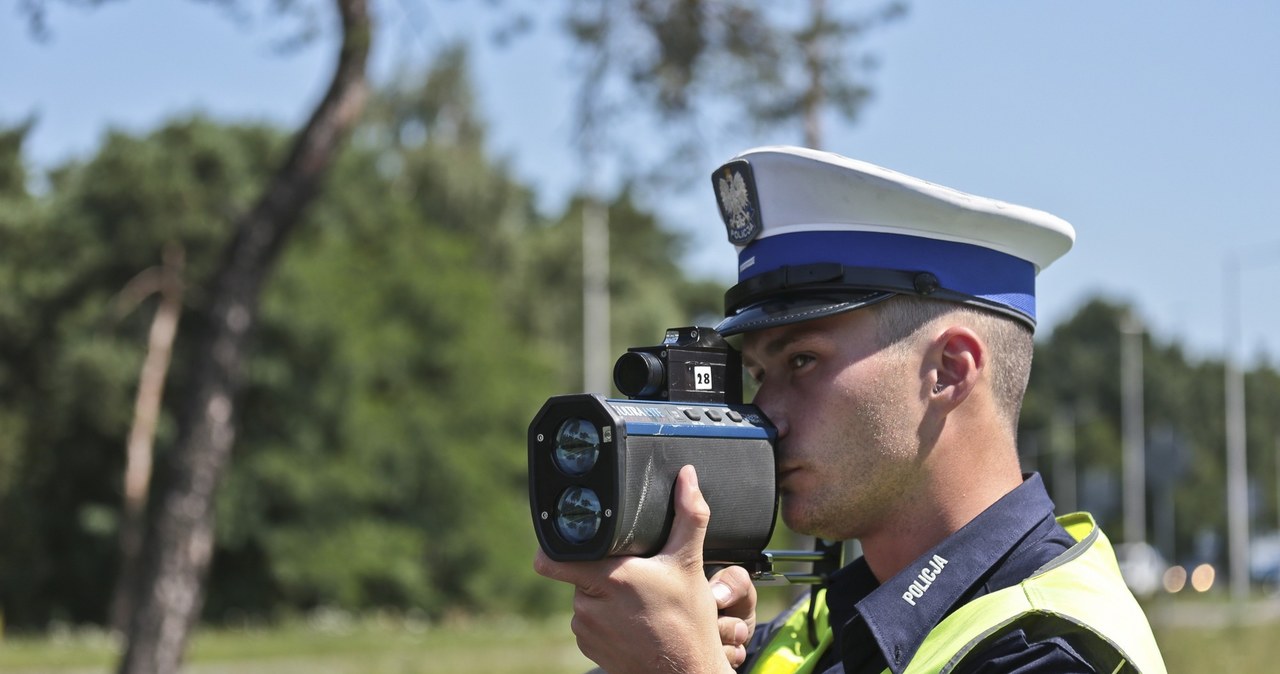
top-left (722, 641), bottom-right (747, 669)
top-left (533, 548), bottom-right (619, 596)
top-left (712, 564), bottom-right (756, 670)
top-left (718, 614), bottom-right (750, 645)
top-left (533, 548), bottom-right (576, 584)
top-left (708, 565), bottom-right (756, 623)
top-left (660, 465), bottom-right (711, 569)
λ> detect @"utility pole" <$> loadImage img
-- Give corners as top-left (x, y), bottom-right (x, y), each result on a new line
top-left (582, 197), bottom-right (610, 394)
top-left (1220, 241), bottom-right (1280, 603)
top-left (573, 0), bottom-right (612, 396)
top-left (1223, 254), bottom-right (1249, 603)
top-left (1221, 241), bottom-right (1280, 603)
top-left (1121, 314), bottom-right (1146, 545)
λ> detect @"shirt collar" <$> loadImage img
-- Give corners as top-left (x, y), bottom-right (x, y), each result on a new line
top-left (825, 473), bottom-right (1058, 674)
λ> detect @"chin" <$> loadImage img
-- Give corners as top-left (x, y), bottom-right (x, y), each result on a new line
top-left (781, 496), bottom-right (858, 541)
top-left (779, 498), bottom-right (819, 536)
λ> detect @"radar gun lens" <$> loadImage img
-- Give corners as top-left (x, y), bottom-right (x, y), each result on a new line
top-left (553, 418), bottom-right (600, 476)
top-left (554, 487), bottom-right (603, 544)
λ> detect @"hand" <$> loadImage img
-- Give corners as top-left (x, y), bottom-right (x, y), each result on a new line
top-left (533, 465), bottom-right (739, 674)
top-left (709, 564), bottom-right (757, 667)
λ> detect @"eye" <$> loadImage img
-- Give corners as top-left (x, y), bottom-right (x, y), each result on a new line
top-left (788, 353), bottom-right (815, 370)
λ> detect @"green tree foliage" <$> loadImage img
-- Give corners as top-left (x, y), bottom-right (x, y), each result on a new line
top-left (213, 48), bottom-right (560, 619)
top-left (0, 47), bottom-right (723, 629)
top-left (1021, 297), bottom-right (1280, 564)
top-left (0, 118), bottom-right (277, 627)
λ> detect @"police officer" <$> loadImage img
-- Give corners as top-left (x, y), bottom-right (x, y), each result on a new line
top-left (534, 146), bottom-right (1167, 674)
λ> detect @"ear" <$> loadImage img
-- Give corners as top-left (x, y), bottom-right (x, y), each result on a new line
top-left (928, 327), bottom-right (985, 409)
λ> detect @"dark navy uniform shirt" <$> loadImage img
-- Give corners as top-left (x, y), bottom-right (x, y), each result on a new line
top-left (744, 474), bottom-right (1100, 674)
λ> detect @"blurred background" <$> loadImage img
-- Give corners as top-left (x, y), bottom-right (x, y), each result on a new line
top-left (2, 1), bottom-right (1279, 672)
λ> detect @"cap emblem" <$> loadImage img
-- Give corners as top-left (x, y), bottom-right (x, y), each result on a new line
top-left (714, 160), bottom-right (762, 245)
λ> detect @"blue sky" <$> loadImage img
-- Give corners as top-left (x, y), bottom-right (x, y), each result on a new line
top-left (5, 0), bottom-right (1280, 365)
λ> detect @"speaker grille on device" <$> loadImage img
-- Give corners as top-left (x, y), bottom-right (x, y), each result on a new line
top-left (612, 436), bottom-right (776, 559)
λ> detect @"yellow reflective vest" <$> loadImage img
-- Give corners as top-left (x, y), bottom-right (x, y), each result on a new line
top-left (749, 513), bottom-right (1167, 674)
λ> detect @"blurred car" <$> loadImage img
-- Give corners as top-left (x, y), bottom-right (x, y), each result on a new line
top-left (1114, 542), bottom-right (1169, 598)
top-left (1251, 531), bottom-right (1280, 591)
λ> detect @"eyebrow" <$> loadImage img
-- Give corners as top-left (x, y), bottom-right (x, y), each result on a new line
top-left (751, 326), bottom-right (824, 359)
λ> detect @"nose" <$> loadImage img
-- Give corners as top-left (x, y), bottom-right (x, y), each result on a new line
top-left (751, 384), bottom-right (788, 439)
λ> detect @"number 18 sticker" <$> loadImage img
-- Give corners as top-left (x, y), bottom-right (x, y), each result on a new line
top-left (694, 366), bottom-right (713, 390)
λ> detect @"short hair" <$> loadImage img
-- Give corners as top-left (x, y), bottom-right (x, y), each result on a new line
top-left (868, 296), bottom-right (1034, 431)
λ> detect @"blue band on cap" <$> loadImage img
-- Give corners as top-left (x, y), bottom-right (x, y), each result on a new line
top-left (739, 230), bottom-right (1038, 321)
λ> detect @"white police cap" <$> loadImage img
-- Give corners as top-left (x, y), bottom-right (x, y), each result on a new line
top-left (711, 146), bottom-right (1075, 336)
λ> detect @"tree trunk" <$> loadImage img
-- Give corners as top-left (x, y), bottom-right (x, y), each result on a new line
top-left (116, 2), bottom-right (370, 672)
top-left (111, 243), bottom-right (185, 636)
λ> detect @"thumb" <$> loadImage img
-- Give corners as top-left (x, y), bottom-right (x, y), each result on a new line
top-left (661, 464), bottom-right (711, 569)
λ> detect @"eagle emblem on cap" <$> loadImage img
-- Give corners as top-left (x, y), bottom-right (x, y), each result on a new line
top-left (714, 160), bottom-right (762, 245)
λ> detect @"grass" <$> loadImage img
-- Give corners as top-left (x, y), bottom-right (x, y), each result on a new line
top-left (0, 613), bottom-right (592, 674)
top-left (1154, 621), bottom-right (1278, 673)
top-left (1, 598), bottom-right (1277, 673)
top-left (1146, 593), bottom-right (1280, 672)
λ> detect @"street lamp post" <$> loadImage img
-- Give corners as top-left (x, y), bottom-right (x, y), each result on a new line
top-left (1223, 241), bottom-right (1280, 603)
top-left (1224, 255), bottom-right (1248, 603)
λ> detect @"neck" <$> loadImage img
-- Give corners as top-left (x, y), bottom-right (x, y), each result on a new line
top-left (859, 426), bottom-right (1023, 583)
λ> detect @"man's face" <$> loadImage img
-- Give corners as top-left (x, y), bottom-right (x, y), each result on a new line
top-left (741, 308), bottom-right (928, 541)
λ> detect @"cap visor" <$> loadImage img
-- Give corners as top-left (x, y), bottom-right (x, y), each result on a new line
top-left (716, 291), bottom-right (894, 336)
